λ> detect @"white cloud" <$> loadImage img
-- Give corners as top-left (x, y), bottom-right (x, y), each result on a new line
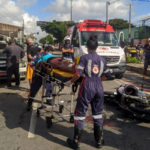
top-left (45, 0), bottom-right (129, 21)
top-left (23, 13), bottom-right (47, 40)
top-left (0, 0), bottom-right (46, 40)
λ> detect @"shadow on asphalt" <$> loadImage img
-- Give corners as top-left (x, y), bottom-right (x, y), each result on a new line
top-left (0, 92), bottom-right (150, 150)
top-left (4, 86), bottom-right (29, 92)
top-left (0, 80), bottom-right (29, 92)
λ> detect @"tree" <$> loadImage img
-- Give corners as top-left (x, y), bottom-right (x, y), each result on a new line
top-left (109, 19), bottom-right (134, 30)
top-left (39, 34), bottom-right (54, 45)
top-left (40, 20), bottom-right (76, 43)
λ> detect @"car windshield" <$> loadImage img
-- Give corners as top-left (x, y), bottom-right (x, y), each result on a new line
top-left (81, 31), bottom-right (119, 46)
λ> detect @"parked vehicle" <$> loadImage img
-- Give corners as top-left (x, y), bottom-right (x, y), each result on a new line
top-left (68, 20), bottom-right (126, 78)
top-left (0, 41), bottom-right (26, 79)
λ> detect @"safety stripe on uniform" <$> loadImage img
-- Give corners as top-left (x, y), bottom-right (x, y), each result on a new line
top-left (93, 114), bottom-right (103, 119)
top-left (88, 59), bottom-right (92, 77)
top-left (98, 61), bottom-right (104, 77)
top-left (104, 69), bottom-right (110, 73)
top-left (74, 116), bottom-right (85, 120)
top-left (77, 65), bottom-right (84, 70)
top-left (78, 77), bottom-right (87, 98)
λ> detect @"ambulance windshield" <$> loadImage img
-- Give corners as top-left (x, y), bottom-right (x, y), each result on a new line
top-left (81, 31), bottom-right (119, 46)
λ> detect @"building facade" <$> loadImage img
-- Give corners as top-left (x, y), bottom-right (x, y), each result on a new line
top-left (116, 26), bottom-right (150, 46)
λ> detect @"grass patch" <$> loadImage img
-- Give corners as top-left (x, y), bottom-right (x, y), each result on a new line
top-left (127, 56), bottom-right (141, 63)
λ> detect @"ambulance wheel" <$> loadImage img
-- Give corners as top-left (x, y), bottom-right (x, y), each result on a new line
top-left (115, 74), bottom-right (123, 79)
top-left (59, 105), bottom-right (64, 113)
top-left (46, 117), bottom-right (53, 128)
top-left (70, 115), bottom-right (74, 123)
top-left (37, 109), bottom-right (40, 117)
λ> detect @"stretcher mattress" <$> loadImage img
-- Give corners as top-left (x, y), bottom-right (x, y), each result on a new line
top-left (50, 69), bottom-right (74, 82)
top-left (37, 57), bottom-right (81, 82)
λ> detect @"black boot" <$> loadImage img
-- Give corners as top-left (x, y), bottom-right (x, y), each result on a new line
top-left (94, 124), bottom-right (104, 148)
top-left (67, 127), bottom-right (83, 150)
top-left (27, 98), bottom-right (33, 111)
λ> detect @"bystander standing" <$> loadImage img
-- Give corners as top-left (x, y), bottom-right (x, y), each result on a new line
top-left (26, 38), bottom-right (40, 86)
top-left (3, 39), bottom-right (25, 87)
top-left (61, 36), bottom-right (74, 62)
top-left (143, 38), bottom-right (150, 76)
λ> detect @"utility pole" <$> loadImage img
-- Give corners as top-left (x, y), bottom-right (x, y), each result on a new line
top-left (70, 0), bottom-right (73, 22)
top-left (106, 0), bottom-right (120, 24)
top-left (128, 4), bottom-right (132, 44)
top-left (22, 19), bottom-right (24, 47)
top-left (106, 1), bottom-right (110, 24)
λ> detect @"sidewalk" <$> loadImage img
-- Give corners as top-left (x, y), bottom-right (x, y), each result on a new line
top-left (126, 63), bottom-right (150, 76)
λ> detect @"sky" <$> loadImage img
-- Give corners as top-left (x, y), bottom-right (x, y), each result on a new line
top-left (0, 0), bottom-right (150, 40)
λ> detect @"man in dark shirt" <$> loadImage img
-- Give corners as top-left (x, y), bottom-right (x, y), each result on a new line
top-left (27, 39), bottom-right (40, 62)
top-left (3, 39), bottom-right (25, 87)
top-left (26, 38), bottom-right (40, 85)
top-left (143, 38), bottom-right (150, 76)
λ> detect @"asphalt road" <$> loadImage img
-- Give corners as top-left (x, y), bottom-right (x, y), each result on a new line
top-left (0, 71), bottom-right (150, 150)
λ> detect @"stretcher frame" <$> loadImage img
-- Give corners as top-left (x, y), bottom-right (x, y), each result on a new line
top-left (35, 69), bottom-right (76, 128)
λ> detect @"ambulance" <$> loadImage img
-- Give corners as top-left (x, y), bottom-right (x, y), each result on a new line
top-left (69, 20), bottom-right (126, 78)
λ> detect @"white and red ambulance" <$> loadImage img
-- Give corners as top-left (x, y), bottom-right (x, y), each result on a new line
top-left (68, 19), bottom-right (126, 78)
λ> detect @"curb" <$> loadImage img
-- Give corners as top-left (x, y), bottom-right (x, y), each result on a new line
top-left (126, 64), bottom-right (150, 76)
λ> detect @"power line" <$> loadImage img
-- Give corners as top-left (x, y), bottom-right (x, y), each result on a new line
top-left (131, 0), bottom-right (150, 2)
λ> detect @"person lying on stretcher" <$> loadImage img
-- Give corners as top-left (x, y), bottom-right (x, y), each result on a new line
top-left (27, 46), bottom-right (57, 111)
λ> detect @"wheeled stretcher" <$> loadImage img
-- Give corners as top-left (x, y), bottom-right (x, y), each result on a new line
top-left (34, 60), bottom-right (80, 128)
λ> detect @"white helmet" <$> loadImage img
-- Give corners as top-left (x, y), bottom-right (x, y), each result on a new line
top-left (64, 36), bottom-right (71, 41)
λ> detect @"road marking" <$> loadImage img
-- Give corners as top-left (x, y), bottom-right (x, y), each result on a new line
top-left (28, 102), bottom-right (38, 138)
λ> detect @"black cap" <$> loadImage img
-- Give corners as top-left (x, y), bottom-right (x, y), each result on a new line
top-left (44, 46), bottom-right (54, 52)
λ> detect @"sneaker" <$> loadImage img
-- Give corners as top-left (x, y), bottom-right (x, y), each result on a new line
top-left (26, 101), bottom-right (32, 111)
top-left (46, 96), bottom-right (53, 105)
top-left (15, 85), bottom-right (20, 89)
top-left (6, 84), bottom-right (12, 88)
top-left (95, 138), bottom-right (104, 148)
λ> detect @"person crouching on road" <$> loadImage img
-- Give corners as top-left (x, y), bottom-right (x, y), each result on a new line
top-left (61, 36), bottom-right (74, 64)
top-left (143, 38), bottom-right (150, 76)
top-left (66, 35), bottom-right (114, 149)
top-left (27, 46), bottom-right (57, 111)
top-left (3, 39), bottom-right (25, 87)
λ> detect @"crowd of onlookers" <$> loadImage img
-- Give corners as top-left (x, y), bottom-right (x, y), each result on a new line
top-left (124, 38), bottom-right (150, 76)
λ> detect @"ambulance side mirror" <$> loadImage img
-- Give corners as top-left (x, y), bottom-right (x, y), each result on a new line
top-left (120, 41), bottom-right (125, 48)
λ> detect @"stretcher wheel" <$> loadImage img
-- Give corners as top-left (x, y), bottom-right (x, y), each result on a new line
top-left (46, 117), bottom-right (53, 128)
top-left (59, 105), bottom-right (64, 113)
top-left (70, 115), bottom-right (74, 123)
top-left (37, 109), bottom-right (40, 117)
